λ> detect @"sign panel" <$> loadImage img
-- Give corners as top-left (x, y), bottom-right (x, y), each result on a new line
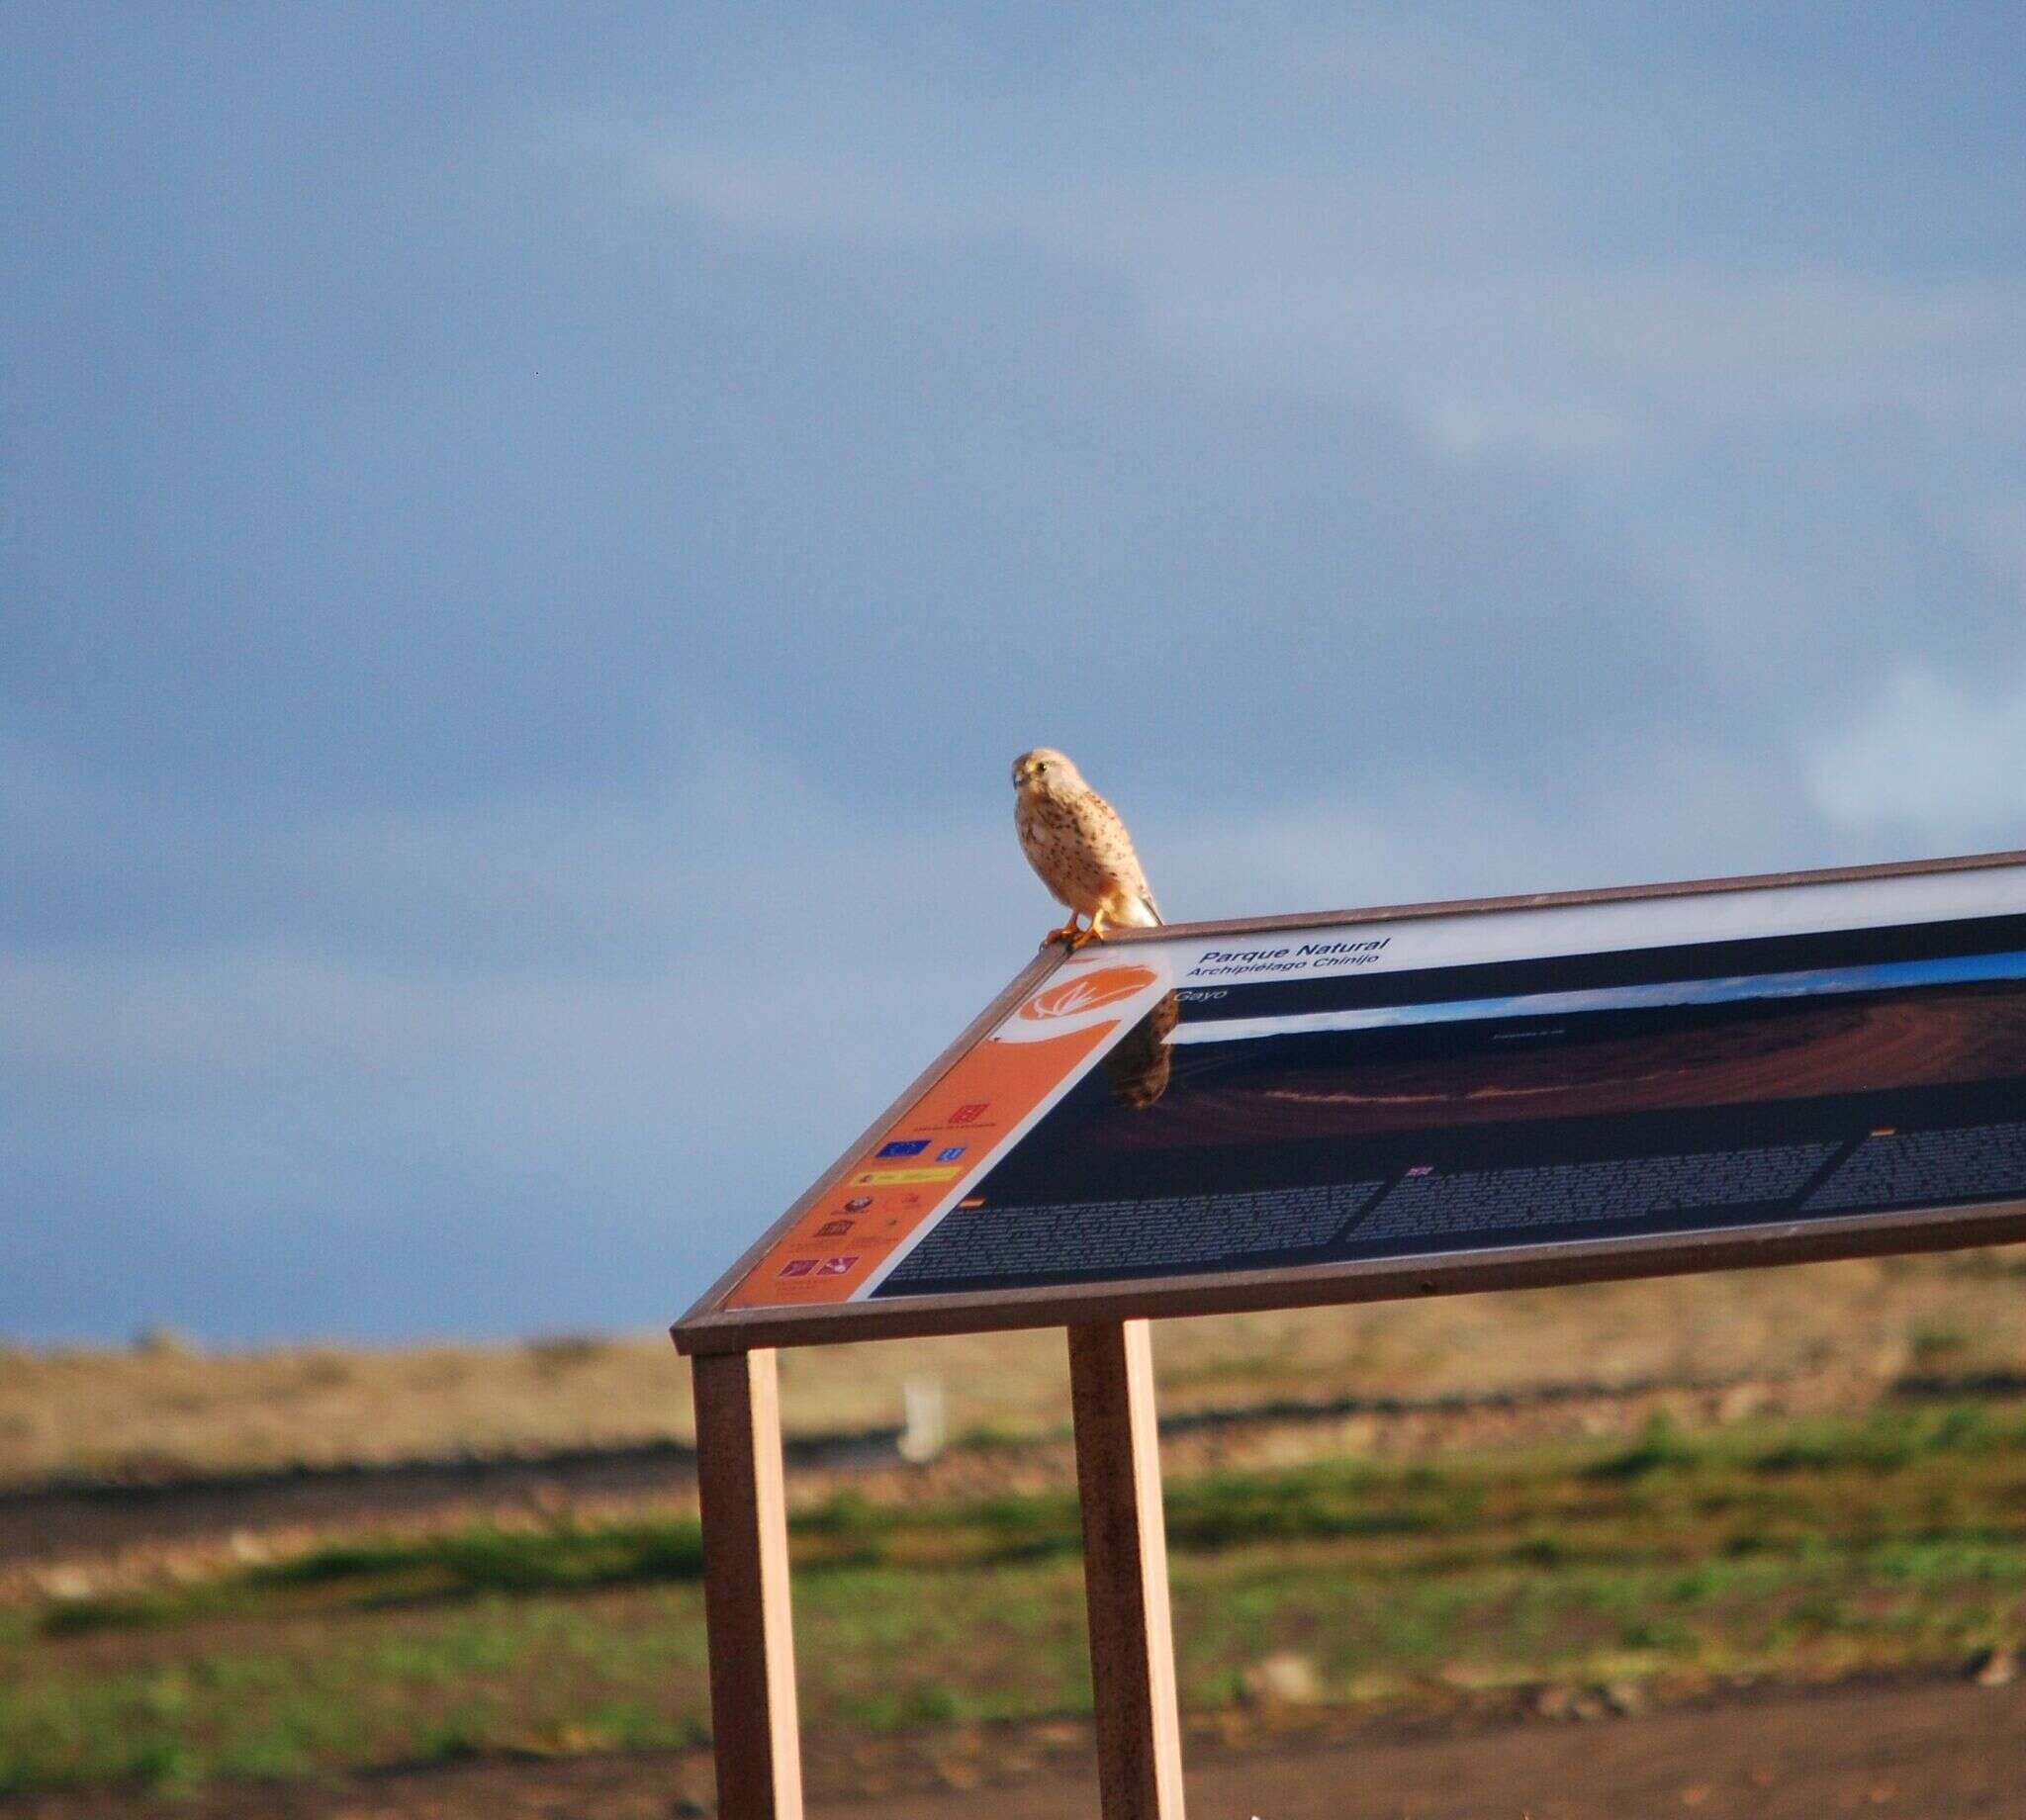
top-left (679, 854), bottom-right (2026, 1348)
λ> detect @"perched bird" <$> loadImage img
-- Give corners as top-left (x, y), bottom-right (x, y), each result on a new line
top-left (1011, 748), bottom-right (1162, 949)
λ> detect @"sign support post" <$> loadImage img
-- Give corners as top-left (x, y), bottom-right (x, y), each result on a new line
top-left (1069, 1318), bottom-right (1188, 1820)
top-left (693, 1347), bottom-right (804, 1820)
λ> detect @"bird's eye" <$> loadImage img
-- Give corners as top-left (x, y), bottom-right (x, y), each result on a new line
top-left (1036, 762), bottom-right (1049, 774)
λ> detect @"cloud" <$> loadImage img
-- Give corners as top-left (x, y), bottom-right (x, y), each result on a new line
top-left (1801, 662), bottom-right (2026, 850)
top-left (645, 31), bottom-right (2026, 461)
top-left (1144, 259), bottom-right (2026, 456)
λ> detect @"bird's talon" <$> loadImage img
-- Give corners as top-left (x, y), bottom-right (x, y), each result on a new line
top-left (1064, 916), bottom-right (1111, 954)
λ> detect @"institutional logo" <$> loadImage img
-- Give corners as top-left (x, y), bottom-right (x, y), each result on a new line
top-left (817, 1255), bottom-right (859, 1276)
top-left (1018, 965), bottom-right (1159, 1022)
top-left (778, 1258), bottom-right (818, 1278)
top-left (937, 1145), bottom-right (967, 1162)
top-left (877, 1138), bottom-right (929, 1158)
top-left (946, 1104), bottom-right (987, 1126)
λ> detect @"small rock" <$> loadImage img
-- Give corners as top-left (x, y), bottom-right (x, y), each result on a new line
top-left (1534, 1683), bottom-right (1608, 1721)
top-left (1971, 1646), bottom-right (2017, 1686)
top-left (1335, 1414), bottom-right (1379, 1451)
top-left (1533, 1684), bottom-right (1578, 1720)
top-left (39, 1566), bottom-right (94, 1601)
top-left (1603, 1679), bottom-right (1648, 1716)
top-left (1241, 1652), bottom-right (1323, 1706)
top-left (1717, 1383), bottom-right (1766, 1422)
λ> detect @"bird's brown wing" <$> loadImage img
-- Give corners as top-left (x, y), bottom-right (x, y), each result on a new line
top-left (1086, 790), bottom-right (1161, 923)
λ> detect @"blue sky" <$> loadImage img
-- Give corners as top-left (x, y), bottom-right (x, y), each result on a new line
top-left (5, 4), bottom-right (2025, 1341)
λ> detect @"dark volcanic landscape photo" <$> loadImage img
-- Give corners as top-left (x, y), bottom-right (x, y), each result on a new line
top-left (1099, 979), bottom-right (2026, 1147)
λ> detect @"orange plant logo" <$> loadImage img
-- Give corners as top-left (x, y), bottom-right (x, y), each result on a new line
top-left (1019, 965), bottom-right (1158, 1022)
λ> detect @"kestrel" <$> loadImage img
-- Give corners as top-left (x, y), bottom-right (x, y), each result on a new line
top-left (1011, 748), bottom-right (1162, 949)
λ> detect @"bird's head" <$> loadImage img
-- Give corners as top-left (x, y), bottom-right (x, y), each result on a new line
top-left (1012, 748), bottom-right (1083, 794)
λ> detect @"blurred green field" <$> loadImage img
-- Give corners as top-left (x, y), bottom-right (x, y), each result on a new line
top-left (8, 1399), bottom-right (2024, 1798)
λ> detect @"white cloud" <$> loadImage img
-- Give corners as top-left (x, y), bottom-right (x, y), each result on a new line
top-left (1801, 662), bottom-right (2026, 848)
top-left (646, 144), bottom-right (2026, 461)
top-left (1138, 257), bottom-right (2026, 457)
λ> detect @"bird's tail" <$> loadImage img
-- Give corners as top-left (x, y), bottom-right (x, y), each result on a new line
top-left (1119, 891), bottom-right (1162, 928)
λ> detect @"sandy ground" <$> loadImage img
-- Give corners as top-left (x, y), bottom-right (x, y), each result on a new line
top-left (2, 1673), bottom-right (2018, 1818)
top-left (957, 1675), bottom-right (2026, 1820)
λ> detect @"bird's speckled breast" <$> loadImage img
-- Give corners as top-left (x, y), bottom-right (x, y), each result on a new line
top-left (1017, 786), bottom-right (1130, 910)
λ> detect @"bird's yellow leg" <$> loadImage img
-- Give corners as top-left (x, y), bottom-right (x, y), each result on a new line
top-left (1042, 913), bottom-right (1085, 949)
top-left (1066, 907), bottom-right (1111, 953)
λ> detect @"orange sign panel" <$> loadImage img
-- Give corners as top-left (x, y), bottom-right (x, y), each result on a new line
top-left (725, 961), bottom-right (1172, 1308)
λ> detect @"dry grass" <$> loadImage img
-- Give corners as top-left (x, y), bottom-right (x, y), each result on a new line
top-left (4, 1247), bottom-right (2025, 1489)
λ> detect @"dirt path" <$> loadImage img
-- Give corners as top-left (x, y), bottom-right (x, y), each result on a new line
top-left (917, 1675), bottom-right (2026, 1820)
top-left (5, 1674), bottom-right (2017, 1819)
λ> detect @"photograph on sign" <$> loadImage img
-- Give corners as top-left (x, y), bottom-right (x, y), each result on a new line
top-left (716, 861), bottom-right (2026, 1316)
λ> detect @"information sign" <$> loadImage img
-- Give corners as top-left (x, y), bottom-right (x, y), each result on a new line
top-left (675, 853), bottom-right (2026, 1351)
